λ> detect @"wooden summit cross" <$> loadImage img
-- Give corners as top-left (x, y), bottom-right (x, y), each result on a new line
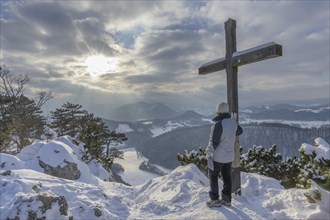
top-left (199, 18), bottom-right (282, 195)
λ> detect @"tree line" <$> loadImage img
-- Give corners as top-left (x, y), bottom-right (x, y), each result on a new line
top-left (0, 65), bottom-right (126, 171)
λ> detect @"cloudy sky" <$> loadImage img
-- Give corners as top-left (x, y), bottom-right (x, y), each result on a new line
top-left (1, 0), bottom-right (329, 117)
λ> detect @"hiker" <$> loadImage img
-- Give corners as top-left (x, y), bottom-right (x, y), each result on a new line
top-left (206, 102), bottom-right (243, 207)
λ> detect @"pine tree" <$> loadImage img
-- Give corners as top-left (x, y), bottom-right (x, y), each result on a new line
top-left (0, 95), bottom-right (11, 149)
top-left (0, 65), bottom-right (51, 153)
top-left (78, 113), bottom-right (106, 163)
top-left (104, 130), bottom-right (127, 158)
top-left (1, 95), bottom-right (46, 153)
top-left (50, 102), bottom-right (87, 137)
top-left (77, 113), bottom-right (126, 171)
top-left (102, 147), bottom-right (124, 171)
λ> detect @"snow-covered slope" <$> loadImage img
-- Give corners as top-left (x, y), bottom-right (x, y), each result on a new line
top-left (1, 136), bottom-right (329, 219)
top-left (1, 164), bottom-right (329, 219)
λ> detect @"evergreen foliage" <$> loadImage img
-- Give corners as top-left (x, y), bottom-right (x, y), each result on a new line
top-left (79, 113), bottom-right (108, 163)
top-left (0, 65), bottom-right (50, 153)
top-left (240, 145), bottom-right (300, 188)
top-left (104, 131), bottom-right (127, 159)
top-left (297, 139), bottom-right (330, 190)
top-left (50, 102), bottom-right (87, 137)
top-left (137, 123), bottom-right (329, 170)
top-left (177, 140), bottom-right (330, 191)
top-left (0, 65), bottom-right (127, 174)
top-left (0, 95), bottom-right (46, 153)
top-left (48, 101), bottom-right (127, 172)
top-left (177, 148), bottom-right (208, 175)
top-left (241, 145), bottom-right (283, 178)
top-left (78, 113), bottom-right (125, 169)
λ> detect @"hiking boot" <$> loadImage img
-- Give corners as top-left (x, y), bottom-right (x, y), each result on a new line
top-left (206, 199), bottom-right (222, 207)
top-left (220, 199), bottom-right (231, 206)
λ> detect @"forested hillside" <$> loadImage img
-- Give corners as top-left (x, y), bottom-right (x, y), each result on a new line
top-left (241, 123), bottom-right (330, 158)
top-left (136, 125), bottom-right (210, 169)
top-left (136, 123), bottom-right (330, 169)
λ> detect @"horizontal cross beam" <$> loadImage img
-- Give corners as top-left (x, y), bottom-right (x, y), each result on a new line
top-left (199, 57), bottom-right (226, 75)
top-left (199, 42), bottom-right (282, 75)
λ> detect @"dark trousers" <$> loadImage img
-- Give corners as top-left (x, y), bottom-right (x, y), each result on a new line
top-left (208, 161), bottom-right (232, 202)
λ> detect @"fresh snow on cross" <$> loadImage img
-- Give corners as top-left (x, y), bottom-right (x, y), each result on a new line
top-left (1, 135), bottom-right (329, 219)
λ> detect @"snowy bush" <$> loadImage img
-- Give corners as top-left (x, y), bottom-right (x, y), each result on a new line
top-left (297, 138), bottom-right (330, 190)
top-left (177, 148), bottom-right (208, 175)
top-left (241, 138), bottom-right (330, 191)
top-left (240, 145), bottom-right (301, 188)
top-left (241, 145), bottom-right (283, 178)
top-left (179, 138), bottom-right (329, 191)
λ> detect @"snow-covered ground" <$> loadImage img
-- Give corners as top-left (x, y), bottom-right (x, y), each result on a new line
top-left (1, 164), bottom-right (329, 219)
top-left (294, 106), bottom-right (330, 113)
top-left (150, 121), bottom-right (187, 137)
top-left (115, 123), bottom-right (134, 133)
top-left (241, 118), bottom-right (330, 129)
top-left (1, 136), bottom-right (329, 219)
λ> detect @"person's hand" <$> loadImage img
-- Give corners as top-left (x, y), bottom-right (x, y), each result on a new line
top-left (205, 145), bottom-right (214, 158)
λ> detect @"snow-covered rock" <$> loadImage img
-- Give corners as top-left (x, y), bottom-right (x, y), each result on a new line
top-left (0, 169), bottom-right (125, 219)
top-left (87, 159), bottom-right (113, 181)
top-left (5, 191), bottom-right (69, 220)
top-left (300, 137), bottom-right (330, 161)
top-left (16, 141), bottom-right (46, 162)
top-left (41, 126), bottom-right (58, 142)
top-left (1, 138), bottom-right (102, 184)
top-left (0, 154), bottom-right (25, 170)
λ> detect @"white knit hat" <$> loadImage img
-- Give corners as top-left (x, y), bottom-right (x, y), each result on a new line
top-left (216, 102), bottom-right (229, 114)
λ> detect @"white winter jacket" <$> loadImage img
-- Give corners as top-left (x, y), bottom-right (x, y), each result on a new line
top-left (208, 113), bottom-right (243, 163)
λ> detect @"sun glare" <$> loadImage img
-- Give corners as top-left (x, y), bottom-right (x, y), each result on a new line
top-left (84, 55), bottom-right (117, 77)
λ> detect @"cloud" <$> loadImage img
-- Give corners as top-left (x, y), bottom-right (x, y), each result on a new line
top-left (0, 0), bottom-right (329, 117)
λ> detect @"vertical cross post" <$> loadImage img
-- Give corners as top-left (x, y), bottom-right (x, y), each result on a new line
top-left (198, 18), bottom-right (282, 195)
top-left (225, 19), bottom-right (241, 195)
top-left (225, 19), bottom-right (238, 115)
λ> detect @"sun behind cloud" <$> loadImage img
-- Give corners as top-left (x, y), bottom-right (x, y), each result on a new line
top-left (84, 55), bottom-right (117, 77)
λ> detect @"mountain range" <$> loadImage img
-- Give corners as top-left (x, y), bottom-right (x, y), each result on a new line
top-left (108, 102), bottom-right (180, 121)
top-left (103, 101), bottom-right (329, 169)
top-left (241, 103), bottom-right (330, 121)
top-left (106, 101), bottom-right (329, 122)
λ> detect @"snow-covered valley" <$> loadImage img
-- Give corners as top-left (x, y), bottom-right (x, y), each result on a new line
top-left (113, 148), bottom-right (170, 186)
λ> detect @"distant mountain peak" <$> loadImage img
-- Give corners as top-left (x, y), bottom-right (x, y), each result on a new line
top-left (108, 102), bottom-right (180, 121)
top-left (173, 110), bottom-right (203, 120)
